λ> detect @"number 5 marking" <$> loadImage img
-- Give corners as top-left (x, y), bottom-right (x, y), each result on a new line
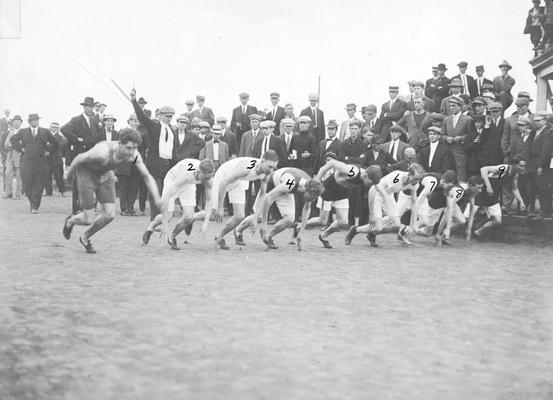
top-left (498, 165), bottom-right (506, 179)
top-left (246, 160), bottom-right (257, 169)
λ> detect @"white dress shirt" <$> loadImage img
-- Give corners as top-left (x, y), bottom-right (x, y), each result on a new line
top-left (158, 122), bottom-right (174, 159)
top-left (82, 113), bottom-right (91, 128)
top-left (213, 141), bottom-right (219, 161)
top-left (452, 112), bottom-right (461, 129)
top-left (429, 141), bottom-right (439, 167)
top-left (177, 130), bottom-right (185, 146)
top-left (285, 133), bottom-right (293, 150)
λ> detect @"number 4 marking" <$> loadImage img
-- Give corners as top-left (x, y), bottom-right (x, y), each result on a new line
top-left (286, 179), bottom-right (295, 189)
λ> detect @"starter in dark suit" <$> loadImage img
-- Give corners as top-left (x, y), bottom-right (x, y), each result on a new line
top-left (199, 139), bottom-right (229, 171)
top-left (45, 131), bottom-right (68, 195)
top-left (239, 128), bottom-right (263, 158)
top-left (11, 123), bottom-right (58, 211)
top-left (253, 134), bottom-right (287, 162)
top-left (419, 141), bottom-right (454, 174)
top-left (230, 104), bottom-right (258, 146)
top-left (442, 112), bottom-right (473, 181)
top-left (299, 106), bottom-right (325, 143)
top-left (380, 139), bottom-right (409, 162)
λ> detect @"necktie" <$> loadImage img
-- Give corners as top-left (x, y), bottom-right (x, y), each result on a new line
top-left (32, 128), bottom-right (37, 137)
top-left (478, 79), bottom-right (482, 95)
top-left (263, 137), bottom-right (269, 153)
top-left (165, 127), bottom-right (169, 141)
top-left (313, 108), bottom-right (317, 127)
top-left (273, 108), bottom-right (276, 121)
top-left (463, 76), bottom-right (467, 94)
top-left (389, 141), bottom-right (396, 157)
top-left (242, 106), bottom-right (246, 115)
top-left (286, 135), bottom-right (291, 149)
top-left (213, 139), bottom-right (219, 143)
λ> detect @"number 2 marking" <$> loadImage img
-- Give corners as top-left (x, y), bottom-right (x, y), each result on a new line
top-left (187, 163), bottom-right (195, 171)
top-left (456, 189), bottom-right (463, 199)
top-left (498, 165), bottom-right (506, 179)
top-left (348, 167), bottom-right (355, 177)
top-left (246, 160), bottom-right (257, 169)
top-left (393, 174), bottom-right (400, 183)
top-left (429, 181), bottom-right (436, 192)
top-left (286, 179), bottom-right (295, 189)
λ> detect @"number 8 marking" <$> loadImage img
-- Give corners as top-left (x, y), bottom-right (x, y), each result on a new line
top-left (456, 189), bottom-right (463, 199)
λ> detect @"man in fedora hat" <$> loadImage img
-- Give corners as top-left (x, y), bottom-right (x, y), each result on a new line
top-left (452, 61), bottom-right (477, 99)
top-left (61, 96), bottom-right (104, 213)
top-left (494, 61), bottom-right (516, 110)
top-left (10, 114), bottom-right (59, 213)
top-left (432, 63), bottom-right (451, 112)
top-left (339, 103), bottom-right (358, 141)
top-left (475, 65), bottom-right (493, 96)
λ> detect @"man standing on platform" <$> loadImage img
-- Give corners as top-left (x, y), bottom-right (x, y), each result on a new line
top-left (266, 92), bottom-right (285, 136)
top-left (231, 92), bottom-right (258, 147)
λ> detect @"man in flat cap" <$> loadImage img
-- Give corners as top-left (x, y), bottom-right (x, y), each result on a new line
top-left (339, 103), bottom-right (358, 141)
top-left (378, 86), bottom-right (408, 141)
top-left (481, 102), bottom-right (505, 166)
top-left (439, 78), bottom-right (464, 115)
top-left (254, 120), bottom-right (287, 162)
top-left (494, 61), bottom-right (516, 110)
top-left (216, 116), bottom-right (238, 158)
top-left (267, 92), bottom-right (285, 136)
top-left (238, 113), bottom-right (263, 158)
top-left (475, 65), bottom-right (493, 97)
top-left (398, 96), bottom-right (433, 152)
top-left (406, 81), bottom-right (435, 112)
top-left (527, 111), bottom-right (553, 220)
top-left (469, 97), bottom-right (488, 118)
top-left (190, 95), bottom-right (215, 127)
top-left (183, 100), bottom-right (195, 121)
top-left (452, 61), bottom-right (477, 99)
top-left (502, 97), bottom-right (533, 159)
top-left (230, 92), bottom-right (258, 147)
top-left (299, 94), bottom-right (325, 143)
top-left (10, 114), bottom-right (59, 213)
top-left (442, 97), bottom-right (473, 182)
top-left (173, 114), bottom-right (205, 162)
top-left (44, 122), bottom-right (68, 197)
top-left (61, 96), bottom-right (105, 213)
top-left (130, 89), bottom-right (176, 220)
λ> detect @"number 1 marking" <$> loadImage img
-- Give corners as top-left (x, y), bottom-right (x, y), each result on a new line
top-left (133, 156), bottom-right (138, 164)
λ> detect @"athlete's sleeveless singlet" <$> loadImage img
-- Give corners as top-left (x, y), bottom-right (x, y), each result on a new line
top-left (321, 165), bottom-right (361, 201)
top-left (266, 168), bottom-right (310, 194)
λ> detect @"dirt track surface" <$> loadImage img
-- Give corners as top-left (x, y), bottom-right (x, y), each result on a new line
top-left (1, 195), bottom-right (553, 400)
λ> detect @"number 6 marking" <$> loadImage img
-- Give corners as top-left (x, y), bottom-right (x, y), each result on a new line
top-left (393, 174), bottom-right (400, 183)
top-left (348, 167), bottom-right (355, 177)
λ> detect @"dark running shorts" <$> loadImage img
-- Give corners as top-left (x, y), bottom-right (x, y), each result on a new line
top-left (77, 169), bottom-right (116, 209)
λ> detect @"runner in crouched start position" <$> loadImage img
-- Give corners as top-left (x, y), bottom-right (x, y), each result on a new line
top-left (234, 167), bottom-right (324, 250)
top-left (62, 128), bottom-right (161, 253)
top-left (473, 156), bottom-right (526, 238)
top-left (212, 151), bottom-right (279, 250)
top-left (141, 158), bottom-right (215, 250)
top-left (345, 163), bottom-right (424, 247)
top-left (315, 153), bottom-right (383, 249)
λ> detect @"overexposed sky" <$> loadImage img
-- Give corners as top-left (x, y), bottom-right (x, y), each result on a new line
top-left (0, 0), bottom-right (537, 127)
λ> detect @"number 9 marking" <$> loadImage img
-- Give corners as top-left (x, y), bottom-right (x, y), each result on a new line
top-left (498, 165), bottom-right (506, 179)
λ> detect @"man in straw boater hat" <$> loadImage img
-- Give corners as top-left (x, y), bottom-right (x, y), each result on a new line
top-left (10, 114), bottom-right (59, 213)
top-left (62, 127), bottom-right (161, 254)
top-left (61, 96), bottom-right (105, 214)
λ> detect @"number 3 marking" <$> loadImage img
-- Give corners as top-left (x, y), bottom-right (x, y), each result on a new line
top-left (393, 174), bottom-right (400, 183)
top-left (498, 165), bottom-right (506, 179)
top-left (456, 189), bottom-right (463, 199)
top-left (246, 160), bottom-right (257, 169)
top-left (348, 167), bottom-right (355, 177)
top-left (187, 163), bottom-right (195, 171)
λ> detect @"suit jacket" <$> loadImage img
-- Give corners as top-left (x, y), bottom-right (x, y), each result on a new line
top-left (363, 145), bottom-right (393, 171)
top-left (419, 142), bottom-right (454, 173)
top-left (190, 107), bottom-right (215, 126)
top-left (475, 77), bottom-right (493, 96)
top-left (380, 139), bottom-right (409, 162)
top-left (48, 132), bottom-right (69, 166)
top-left (239, 129), bottom-right (263, 157)
top-left (0, 117), bottom-right (9, 134)
top-left (528, 127), bottom-right (553, 172)
top-left (11, 127), bottom-right (58, 162)
top-left (502, 114), bottom-right (520, 157)
top-left (442, 114), bottom-right (473, 148)
top-left (266, 106), bottom-right (285, 135)
top-left (493, 74), bottom-right (516, 110)
top-left (452, 74), bottom-right (478, 99)
top-left (405, 96), bottom-right (436, 113)
top-left (397, 111), bottom-right (433, 150)
top-left (479, 118), bottom-right (505, 166)
top-left (378, 99), bottom-right (408, 140)
top-left (132, 99), bottom-right (175, 177)
top-left (3, 129), bottom-right (21, 166)
top-left (173, 130), bottom-right (205, 162)
top-left (425, 77), bottom-right (437, 100)
top-left (432, 76), bottom-right (450, 111)
top-left (220, 128), bottom-right (238, 157)
top-left (313, 137), bottom-right (342, 173)
top-left (199, 140), bottom-right (229, 169)
top-left (253, 134), bottom-right (287, 161)
top-left (230, 104), bottom-right (258, 141)
top-left (299, 106), bottom-right (325, 143)
top-left (61, 114), bottom-right (103, 157)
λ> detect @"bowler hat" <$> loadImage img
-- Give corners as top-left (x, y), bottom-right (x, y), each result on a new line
top-left (12, 115), bottom-right (22, 122)
top-left (437, 63), bottom-right (447, 71)
top-left (365, 104), bottom-right (377, 112)
top-left (80, 97), bottom-right (95, 107)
